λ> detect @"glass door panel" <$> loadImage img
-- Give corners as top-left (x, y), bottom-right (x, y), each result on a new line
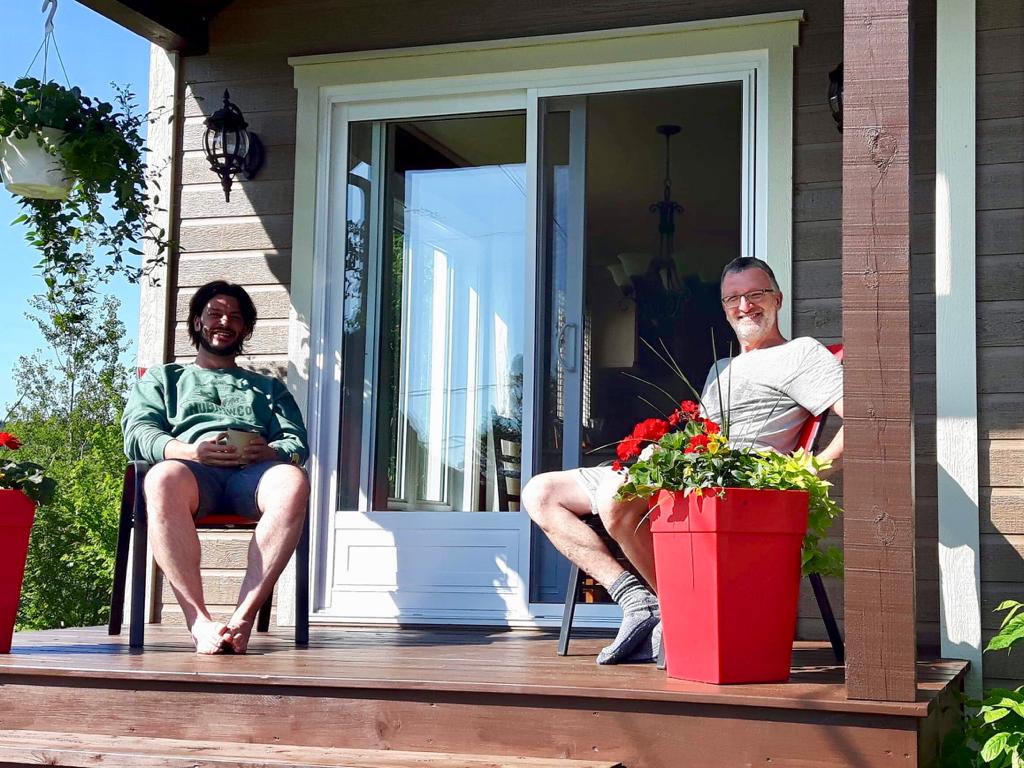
top-left (531, 84), bottom-right (745, 604)
top-left (530, 97), bottom-right (587, 602)
top-left (342, 113), bottom-right (528, 514)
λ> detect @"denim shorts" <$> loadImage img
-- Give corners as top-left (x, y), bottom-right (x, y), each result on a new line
top-left (165, 459), bottom-right (287, 520)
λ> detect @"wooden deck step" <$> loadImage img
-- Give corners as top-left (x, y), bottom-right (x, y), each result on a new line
top-left (0, 730), bottom-right (623, 768)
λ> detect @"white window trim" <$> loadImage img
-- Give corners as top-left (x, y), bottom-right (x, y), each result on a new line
top-left (285, 12), bottom-right (801, 622)
top-left (935, 0), bottom-right (982, 696)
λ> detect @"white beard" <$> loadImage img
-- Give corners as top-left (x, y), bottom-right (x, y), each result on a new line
top-left (731, 309), bottom-right (778, 345)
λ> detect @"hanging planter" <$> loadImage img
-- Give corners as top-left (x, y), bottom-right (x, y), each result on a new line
top-left (0, 77), bottom-right (169, 290)
top-left (0, 126), bottom-right (72, 199)
top-left (651, 487), bottom-right (809, 684)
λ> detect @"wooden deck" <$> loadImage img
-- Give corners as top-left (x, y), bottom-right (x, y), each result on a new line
top-left (0, 625), bottom-right (967, 767)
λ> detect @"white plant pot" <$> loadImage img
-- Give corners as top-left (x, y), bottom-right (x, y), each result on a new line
top-left (0, 127), bottom-right (73, 200)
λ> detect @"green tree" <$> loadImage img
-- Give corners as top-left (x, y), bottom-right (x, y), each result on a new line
top-left (7, 282), bottom-right (131, 630)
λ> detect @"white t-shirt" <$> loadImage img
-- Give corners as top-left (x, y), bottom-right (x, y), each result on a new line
top-left (700, 337), bottom-right (843, 453)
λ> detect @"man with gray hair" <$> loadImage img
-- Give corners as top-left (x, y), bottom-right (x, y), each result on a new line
top-left (522, 256), bottom-right (844, 664)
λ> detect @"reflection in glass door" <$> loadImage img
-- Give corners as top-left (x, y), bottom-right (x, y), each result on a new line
top-left (329, 109), bottom-right (533, 622)
top-left (342, 114), bottom-right (528, 515)
top-left (530, 83), bottom-right (744, 605)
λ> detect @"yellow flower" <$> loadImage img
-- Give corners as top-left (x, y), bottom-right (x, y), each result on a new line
top-left (705, 433), bottom-right (727, 455)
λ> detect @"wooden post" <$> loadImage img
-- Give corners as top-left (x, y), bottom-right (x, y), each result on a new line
top-left (841, 0), bottom-right (917, 701)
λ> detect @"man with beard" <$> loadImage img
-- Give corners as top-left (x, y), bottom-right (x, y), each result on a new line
top-left (122, 280), bottom-right (309, 654)
top-left (522, 256), bottom-right (844, 664)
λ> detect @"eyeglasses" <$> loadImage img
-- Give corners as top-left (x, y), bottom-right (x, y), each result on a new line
top-left (721, 288), bottom-right (775, 308)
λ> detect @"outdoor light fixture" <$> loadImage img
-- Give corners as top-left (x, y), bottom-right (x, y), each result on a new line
top-left (203, 90), bottom-right (265, 202)
top-left (828, 63), bottom-right (843, 133)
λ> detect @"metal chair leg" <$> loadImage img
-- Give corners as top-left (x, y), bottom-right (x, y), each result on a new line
top-left (295, 508), bottom-right (310, 646)
top-left (809, 573), bottom-right (844, 664)
top-left (128, 490), bottom-right (148, 649)
top-left (108, 467), bottom-right (135, 635)
top-left (256, 595), bottom-right (273, 632)
top-left (557, 562), bottom-right (581, 656)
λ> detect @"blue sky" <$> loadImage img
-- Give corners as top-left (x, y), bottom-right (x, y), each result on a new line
top-left (1, 2), bottom-right (149, 414)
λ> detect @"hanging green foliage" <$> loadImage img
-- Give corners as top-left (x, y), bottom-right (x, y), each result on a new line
top-left (0, 77), bottom-right (170, 293)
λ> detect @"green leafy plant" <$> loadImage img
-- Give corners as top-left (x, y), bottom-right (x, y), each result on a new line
top-left (613, 401), bottom-right (843, 577)
top-left (0, 77), bottom-right (168, 292)
top-left (940, 601), bottom-right (1024, 767)
top-left (8, 286), bottom-right (131, 630)
top-left (0, 431), bottom-right (56, 505)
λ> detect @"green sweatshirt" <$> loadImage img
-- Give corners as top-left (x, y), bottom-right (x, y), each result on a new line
top-left (122, 364), bottom-right (309, 465)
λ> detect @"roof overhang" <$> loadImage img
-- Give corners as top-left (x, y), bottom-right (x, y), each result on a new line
top-left (74, 0), bottom-right (229, 54)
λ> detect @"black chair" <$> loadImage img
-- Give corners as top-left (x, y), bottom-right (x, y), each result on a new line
top-left (559, 345), bottom-right (846, 665)
top-left (108, 460), bottom-right (310, 649)
top-left (557, 515), bottom-right (639, 656)
top-left (492, 409), bottom-right (522, 511)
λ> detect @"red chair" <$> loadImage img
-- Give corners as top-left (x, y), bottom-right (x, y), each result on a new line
top-left (793, 343), bottom-right (845, 664)
top-left (107, 461), bottom-right (310, 649)
top-left (560, 343), bottom-right (845, 664)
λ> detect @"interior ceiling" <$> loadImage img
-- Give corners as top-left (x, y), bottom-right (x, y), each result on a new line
top-left (74, 0), bottom-right (232, 53)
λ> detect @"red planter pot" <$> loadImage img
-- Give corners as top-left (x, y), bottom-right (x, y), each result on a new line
top-left (0, 490), bottom-right (35, 654)
top-left (650, 487), bottom-right (809, 684)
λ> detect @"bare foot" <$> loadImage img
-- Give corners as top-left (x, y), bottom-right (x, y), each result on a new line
top-left (190, 618), bottom-right (230, 655)
top-left (224, 617), bottom-right (254, 654)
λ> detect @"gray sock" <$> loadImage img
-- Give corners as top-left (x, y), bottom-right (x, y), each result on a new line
top-left (596, 572), bottom-right (660, 665)
top-left (623, 620), bottom-right (662, 664)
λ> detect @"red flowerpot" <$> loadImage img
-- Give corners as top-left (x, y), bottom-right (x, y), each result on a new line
top-left (0, 490), bottom-right (35, 654)
top-left (650, 487), bottom-right (809, 684)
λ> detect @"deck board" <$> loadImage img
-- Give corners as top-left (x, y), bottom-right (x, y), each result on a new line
top-left (2, 625), bottom-right (964, 716)
top-left (0, 729), bottom-right (623, 768)
top-left (0, 626), bottom-right (968, 768)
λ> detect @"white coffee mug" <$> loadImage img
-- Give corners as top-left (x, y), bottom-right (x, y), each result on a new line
top-left (216, 428), bottom-right (260, 464)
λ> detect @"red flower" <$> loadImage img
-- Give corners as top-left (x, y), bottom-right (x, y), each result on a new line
top-left (668, 411), bottom-right (682, 427)
top-left (0, 432), bottom-right (21, 450)
top-left (701, 418), bottom-right (721, 435)
top-left (680, 401), bottom-right (701, 420)
top-left (616, 436), bottom-right (643, 461)
top-left (632, 418), bottom-right (670, 442)
top-left (611, 460), bottom-right (624, 472)
top-left (684, 434), bottom-right (710, 454)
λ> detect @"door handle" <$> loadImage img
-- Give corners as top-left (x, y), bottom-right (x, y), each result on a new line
top-left (558, 322), bottom-right (578, 373)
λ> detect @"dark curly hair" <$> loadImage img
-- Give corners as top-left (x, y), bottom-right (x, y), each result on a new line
top-left (187, 280), bottom-right (258, 353)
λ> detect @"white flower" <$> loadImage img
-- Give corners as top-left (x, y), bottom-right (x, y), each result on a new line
top-left (639, 443), bottom-right (661, 461)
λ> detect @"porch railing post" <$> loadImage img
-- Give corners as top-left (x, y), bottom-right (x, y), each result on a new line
top-left (841, 0), bottom-right (918, 702)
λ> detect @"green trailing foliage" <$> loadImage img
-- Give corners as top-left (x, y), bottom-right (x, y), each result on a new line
top-left (0, 77), bottom-right (169, 294)
top-left (941, 601), bottom-right (1024, 767)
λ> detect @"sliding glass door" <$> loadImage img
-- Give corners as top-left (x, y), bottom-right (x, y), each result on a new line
top-left (327, 105), bottom-right (535, 622)
top-left (316, 71), bottom-right (753, 623)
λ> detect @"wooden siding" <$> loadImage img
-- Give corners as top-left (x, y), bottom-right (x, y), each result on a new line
top-left (163, 0), bottom-right (1021, 689)
top-left (158, 531), bottom-right (277, 627)
top-left (974, 0), bottom-right (1024, 690)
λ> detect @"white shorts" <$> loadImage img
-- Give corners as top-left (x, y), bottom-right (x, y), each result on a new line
top-left (571, 465), bottom-right (620, 516)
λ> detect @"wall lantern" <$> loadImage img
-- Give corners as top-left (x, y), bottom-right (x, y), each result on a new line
top-left (203, 90), bottom-right (265, 202)
top-left (828, 63), bottom-right (843, 133)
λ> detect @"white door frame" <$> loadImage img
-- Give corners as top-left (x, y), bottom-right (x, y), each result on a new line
top-left (287, 12), bottom-right (800, 626)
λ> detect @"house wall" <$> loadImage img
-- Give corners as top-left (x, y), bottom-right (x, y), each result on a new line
top-left (972, 0), bottom-right (1024, 691)
top-left (160, 0), bottom-right (1021, 686)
